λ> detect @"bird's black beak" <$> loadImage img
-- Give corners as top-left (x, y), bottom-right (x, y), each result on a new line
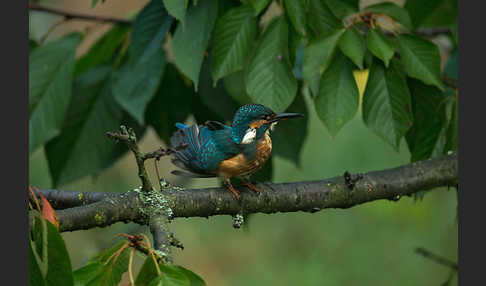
top-left (267, 113), bottom-right (304, 123)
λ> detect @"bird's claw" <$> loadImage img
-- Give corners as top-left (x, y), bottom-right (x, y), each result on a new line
top-left (243, 181), bottom-right (260, 194)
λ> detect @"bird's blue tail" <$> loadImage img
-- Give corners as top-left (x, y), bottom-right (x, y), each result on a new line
top-left (175, 123), bottom-right (187, 130)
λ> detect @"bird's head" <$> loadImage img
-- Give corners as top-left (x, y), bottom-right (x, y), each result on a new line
top-left (231, 104), bottom-right (303, 144)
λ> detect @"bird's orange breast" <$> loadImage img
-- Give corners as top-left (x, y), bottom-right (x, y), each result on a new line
top-left (217, 132), bottom-right (272, 178)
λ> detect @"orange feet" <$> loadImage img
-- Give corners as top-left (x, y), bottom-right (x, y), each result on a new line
top-left (243, 181), bottom-right (259, 193)
top-left (225, 178), bottom-right (240, 200)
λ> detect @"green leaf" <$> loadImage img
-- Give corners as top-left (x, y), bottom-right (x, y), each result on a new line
top-left (130, 0), bottom-right (172, 60)
top-left (172, 0), bottom-right (218, 91)
top-left (44, 222), bottom-right (74, 286)
top-left (222, 70), bottom-right (253, 105)
top-left (147, 265), bottom-right (191, 286)
top-left (395, 34), bottom-right (444, 90)
top-left (73, 263), bottom-right (102, 286)
top-left (249, 0), bottom-right (272, 15)
top-left (405, 0), bottom-right (457, 27)
top-left (199, 55), bottom-right (241, 121)
top-left (302, 29), bottom-right (344, 96)
top-left (404, 0), bottom-right (443, 27)
top-left (272, 92), bottom-right (308, 165)
top-left (324, 0), bottom-right (358, 19)
top-left (307, 0), bottom-right (342, 37)
top-left (315, 52), bottom-right (359, 137)
top-left (341, 0), bottom-right (359, 10)
top-left (30, 241), bottom-right (46, 286)
top-left (284, 0), bottom-right (307, 36)
top-left (112, 49), bottom-right (166, 125)
top-left (145, 64), bottom-right (193, 144)
top-left (31, 217), bottom-right (74, 286)
top-left (362, 59), bottom-right (413, 150)
top-left (405, 78), bottom-right (446, 161)
top-left (364, 2), bottom-right (413, 30)
top-left (211, 4), bottom-right (257, 84)
top-left (421, 0), bottom-right (457, 27)
top-left (339, 27), bottom-right (366, 69)
top-left (177, 266), bottom-right (206, 286)
top-left (135, 256), bottom-right (159, 286)
top-left (45, 67), bottom-right (143, 186)
top-left (366, 28), bottom-right (394, 68)
top-left (137, 263), bottom-right (206, 286)
top-left (75, 25), bottom-right (130, 77)
top-left (29, 33), bottom-right (80, 155)
top-left (148, 277), bottom-right (164, 286)
top-left (113, 0), bottom-right (173, 124)
top-left (160, 265), bottom-right (191, 286)
top-left (288, 24), bottom-right (303, 69)
top-left (246, 16), bottom-right (298, 113)
top-left (73, 241), bottom-right (130, 286)
top-left (163, 0), bottom-right (188, 26)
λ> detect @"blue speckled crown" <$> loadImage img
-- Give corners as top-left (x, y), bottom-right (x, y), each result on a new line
top-left (232, 104), bottom-right (274, 126)
top-left (231, 104), bottom-right (275, 143)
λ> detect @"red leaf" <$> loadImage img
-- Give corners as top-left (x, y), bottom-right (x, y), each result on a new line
top-left (32, 186), bottom-right (59, 229)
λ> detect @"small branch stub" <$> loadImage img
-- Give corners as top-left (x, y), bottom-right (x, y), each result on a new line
top-left (344, 171), bottom-right (363, 190)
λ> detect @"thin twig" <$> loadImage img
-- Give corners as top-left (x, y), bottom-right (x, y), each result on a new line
top-left (415, 247), bottom-right (458, 271)
top-left (416, 27), bottom-right (453, 38)
top-left (143, 145), bottom-right (188, 161)
top-left (107, 126), bottom-right (153, 192)
top-left (29, 3), bottom-right (131, 25)
top-left (154, 160), bottom-right (162, 191)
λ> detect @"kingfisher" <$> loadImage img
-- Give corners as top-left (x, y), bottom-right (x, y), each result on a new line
top-left (169, 104), bottom-right (303, 200)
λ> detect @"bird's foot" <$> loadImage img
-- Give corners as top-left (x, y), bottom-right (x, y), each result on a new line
top-left (225, 179), bottom-right (241, 200)
top-left (243, 181), bottom-right (259, 194)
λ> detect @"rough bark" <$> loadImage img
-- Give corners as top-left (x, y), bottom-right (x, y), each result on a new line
top-left (38, 154), bottom-right (457, 232)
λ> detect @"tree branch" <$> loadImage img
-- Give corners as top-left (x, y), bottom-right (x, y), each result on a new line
top-left (46, 153), bottom-right (457, 232)
top-left (56, 190), bottom-right (144, 232)
top-left (415, 247), bottom-right (458, 271)
top-left (32, 189), bottom-right (117, 210)
top-left (149, 214), bottom-right (173, 264)
top-left (166, 153), bottom-right (457, 218)
top-left (29, 3), bottom-right (452, 39)
top-left (415, 27), bottom-right (452, 38)
top-left (28, 3), bottom-right (131, 25)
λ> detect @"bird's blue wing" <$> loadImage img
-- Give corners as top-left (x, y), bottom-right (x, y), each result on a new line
top-left (170, 122), bottom-right (239, 176)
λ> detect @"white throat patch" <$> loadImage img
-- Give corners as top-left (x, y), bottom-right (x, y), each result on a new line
top-left (270, 121), bottom-right (278, 132)
top-left (241, 128), bottom-right (257, 144)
